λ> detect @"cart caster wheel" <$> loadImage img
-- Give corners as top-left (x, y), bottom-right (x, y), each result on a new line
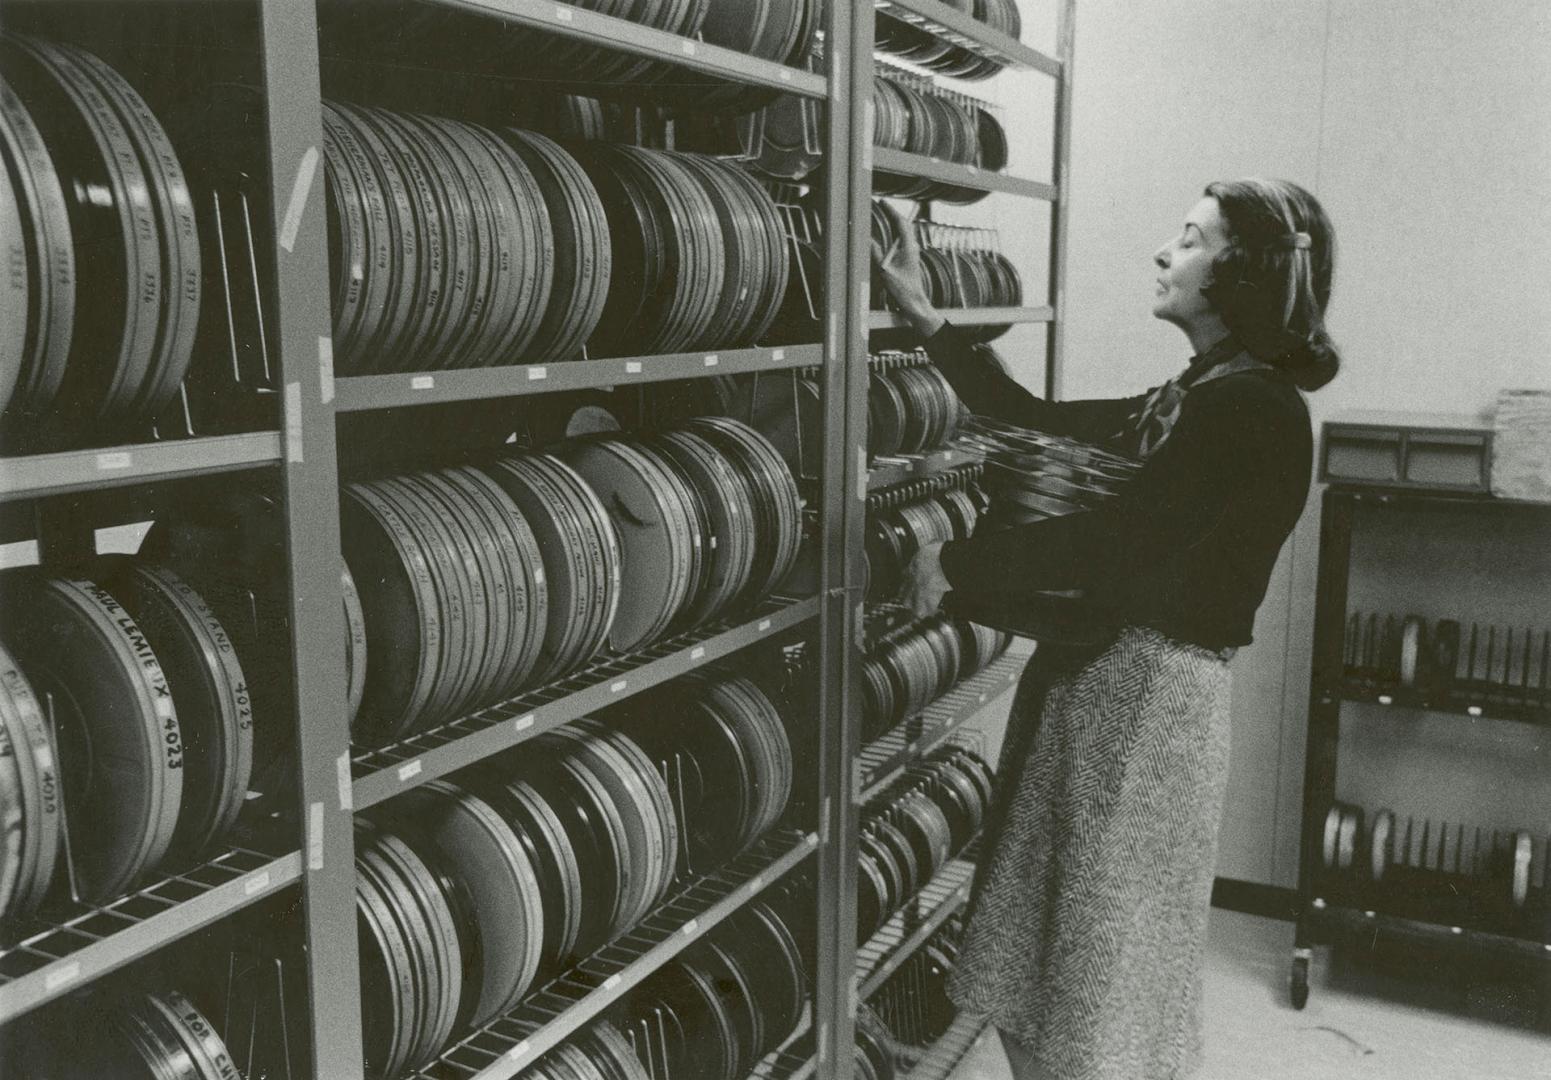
top-left (1289, 954), bottom-right (1310, 1010)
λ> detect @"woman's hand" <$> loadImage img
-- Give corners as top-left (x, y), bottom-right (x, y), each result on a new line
top-left (871, 202), bottom-right (946, 339)
top-left (903, 540), bottom-right (952, 619)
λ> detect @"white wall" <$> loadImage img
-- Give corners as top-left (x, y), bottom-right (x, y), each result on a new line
top-left (1055, 0), bottom-right (1551, 886)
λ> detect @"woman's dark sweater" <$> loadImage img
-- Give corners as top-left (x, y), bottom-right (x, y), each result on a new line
top-left (926, 323), bottom-right (1313, 651)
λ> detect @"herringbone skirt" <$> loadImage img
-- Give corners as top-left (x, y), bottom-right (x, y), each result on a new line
top-left (947, 626), bottom-right (1232, 1080)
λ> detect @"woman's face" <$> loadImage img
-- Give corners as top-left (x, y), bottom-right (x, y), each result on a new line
top-left (1152, 197), bottom-right (1229, 329)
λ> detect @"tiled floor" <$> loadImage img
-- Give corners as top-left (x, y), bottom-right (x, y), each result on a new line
top-left (946, 908), bottom-right (1548, 1080)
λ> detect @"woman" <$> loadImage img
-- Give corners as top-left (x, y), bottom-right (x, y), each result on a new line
top-left (872, 179), bottom-right (1338, 1080)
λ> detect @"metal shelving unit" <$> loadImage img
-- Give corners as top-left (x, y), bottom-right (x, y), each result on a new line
top-left (846, 3), bottom-right (1074, 1076)
top-left (1, 2), bottom-right (1075, 1077)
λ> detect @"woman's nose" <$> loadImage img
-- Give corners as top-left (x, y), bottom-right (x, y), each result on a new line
top-left (1153, 246), bottom-right (1169, 269)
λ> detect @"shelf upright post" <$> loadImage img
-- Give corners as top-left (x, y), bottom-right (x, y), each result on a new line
top-left (256, 2), bottom-right (365, 1075)
top-left (813, 0), bottom-right (873, 1076)
top-left (1045, 0), bottom-right (1076, 400)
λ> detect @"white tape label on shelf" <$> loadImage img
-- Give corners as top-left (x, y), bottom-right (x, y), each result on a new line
top-left (603, 974), bottom-right (622, 991)
top-left (611, 679), bottom-right (628, 694)
top-left (398, 760), bottom-right (423, 782)
top-left (245, 871), bottom-right (272, 896)
top-left (509, 1042), bottom-right (531, 1062)
top-left (45, 962), bottom-right (80, 991)
top-left (307, 802), bottom-right (325, 870)
top-left (96, 451), bottom-right (132, 471)
top-left (759, 619), bottom-right (772, 632)
top-left (278, 145), bottom-right (319, 253)
top-left (625, 361), bottom-right (642, 374)
top-left (285, 382), bottom-right (304, 463)
top-left (703, 354), bottom-right (719, 367)
top-left (515, 713), bottom-right (536, 732)
top-left (681, 40), bottom-right (697, 56)
top-left (780, 69), bottom-right (792, 82)
top-left (527, 366), bottom-right (548, 381)
top-left (681, 919), bottom-right (698, 936)
top-left (553, 4), bottom-right (572, 20)
top-left (411, 375), bottom-right (434, 391)
top-left (336, 751), bottom-right (353, 811)
top-left (690, 646), bottom-right (706, 660)
top-left (319, 337), bottom-right (335, 403)
top-left (772, 348), bottom-right (785, 361)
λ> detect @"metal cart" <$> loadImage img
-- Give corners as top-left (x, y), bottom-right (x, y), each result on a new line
top-left (1290, 476), bottom-right (1551, 1014)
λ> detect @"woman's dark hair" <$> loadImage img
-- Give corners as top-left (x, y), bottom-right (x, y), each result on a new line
top-left (1202, 178), bottom-right (1340, 390)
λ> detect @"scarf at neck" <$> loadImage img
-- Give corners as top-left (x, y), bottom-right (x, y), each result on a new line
top-left (1131, 337), bottom-right (1273, 458)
